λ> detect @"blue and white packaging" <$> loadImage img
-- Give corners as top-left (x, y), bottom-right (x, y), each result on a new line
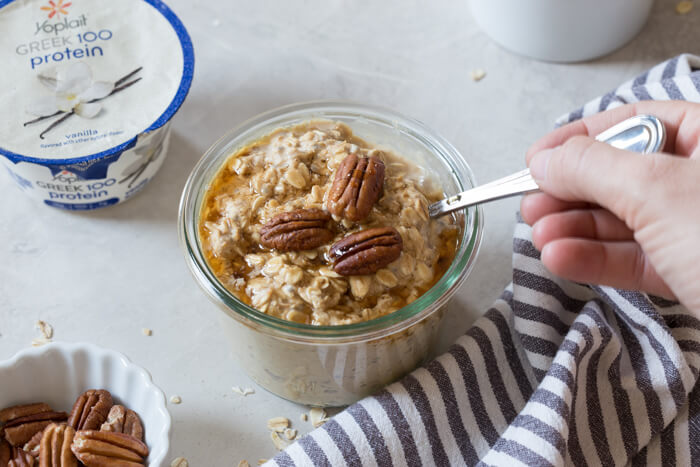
top-left (0, 0), bottom-right (194, 210)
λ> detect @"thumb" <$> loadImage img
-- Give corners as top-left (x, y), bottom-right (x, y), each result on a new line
top-left (528, 135), bottom-right (675, 226)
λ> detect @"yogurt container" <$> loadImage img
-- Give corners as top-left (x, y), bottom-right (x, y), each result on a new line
top-left (0, 0), bottom-right (194, 210)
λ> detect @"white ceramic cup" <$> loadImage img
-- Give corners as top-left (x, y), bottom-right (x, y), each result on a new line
top-left (469, 0), bottom-right (654, 62)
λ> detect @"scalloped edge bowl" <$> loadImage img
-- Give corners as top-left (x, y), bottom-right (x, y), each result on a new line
top-left (0, 342), bottom-right (171, 466)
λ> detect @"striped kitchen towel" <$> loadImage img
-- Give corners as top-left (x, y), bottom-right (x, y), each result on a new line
top-left (269, 54), bottom-right (700, 466)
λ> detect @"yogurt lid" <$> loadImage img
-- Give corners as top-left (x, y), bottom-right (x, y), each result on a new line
top-left (0, 0), bottom-right (194, 164)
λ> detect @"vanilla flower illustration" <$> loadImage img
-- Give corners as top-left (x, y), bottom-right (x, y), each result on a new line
top-left (26, 62), bottom-right (114, 119)
top-left (119, 128), bottom-right (169, 188)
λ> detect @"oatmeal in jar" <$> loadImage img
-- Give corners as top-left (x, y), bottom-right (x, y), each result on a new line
top-left (199, 121), bottom-right (459, 325)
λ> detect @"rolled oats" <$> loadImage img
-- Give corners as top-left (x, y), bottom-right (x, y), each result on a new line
top-left (266, 417), bottom-right (290, 432)
top-left (200, 121), bottom-right (459, 326)
top-left (318, 267), bottom-right (341, 278)
top-left (349, 276), bottom-right (371, 299)
top-left (270, 431), bottom-right (289, 450)
top-left (282, 266), bottom-right (304, 285)
top-left (36, 320), bottom-right (53, 339)
top-left (232, 386), bottom-right (255, 397)
top-left (285, 165), bottom-right (308, 189)
top-left (676, 1), bottom-right (693, 14)
top-left (309, 407), bottom-right (328, 428)
top-left (470, 68), bottom-right (487, 81)
top-left (285, 310), bottom-right (308, 323)
top-left (415, 262), bottom-right (434, 285)
top-left (376, 269), bottom-right (398, 288)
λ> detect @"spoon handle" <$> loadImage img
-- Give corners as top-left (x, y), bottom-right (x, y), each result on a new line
top-left (428, 114), bottom-right (666, 219)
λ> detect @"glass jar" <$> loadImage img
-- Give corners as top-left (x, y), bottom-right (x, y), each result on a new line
top-left (178, 101), bottom-right (483, 406)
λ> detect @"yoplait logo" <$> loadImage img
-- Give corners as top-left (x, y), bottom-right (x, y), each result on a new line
top-left (52, 170), bottom-right (79, 184)
top-left (36, 1), bottom-right (87, 35)
top-left (40, 0), bottom-right (72, 19)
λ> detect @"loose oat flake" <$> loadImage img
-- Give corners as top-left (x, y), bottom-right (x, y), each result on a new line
top-left (169, 395), bottom-right (182, 404)
top-left (36, 320), bottom-right (53, 339)
top-left (257, 460), bottom-right (268, 465)
top-left (676, 1), bottom-right (693, 14)
top-left (309, 407), bottom-right (328, 427)
top-left (300, 413), bottom-right (308, 422)
top-left (284, 428), bottom-right (297, 440)
top-left (232, 386), bottom-right (255, 396)
top-left (237, 461), bottom-right (250, 467)
top-left (270, 431), bottom-right (290, 450)
top-left (31, 337), bottom-right (51, 347)
top-left (267, 417), bottom-right (290, 432)
top-left (470, 68), bottom-right (487, 82)
top-left (170, 457), bottom-right (188, 467)
top-left (142, 328), bottom-right (152, 336)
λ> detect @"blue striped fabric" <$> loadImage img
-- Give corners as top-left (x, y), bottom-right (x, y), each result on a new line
top-left (269, 54), bottom-right (700, 466)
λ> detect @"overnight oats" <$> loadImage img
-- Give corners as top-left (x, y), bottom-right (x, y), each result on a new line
top-left (180, 102), bottom-right (483, 406)
top-left (199, 121), bottom-right (459, 327)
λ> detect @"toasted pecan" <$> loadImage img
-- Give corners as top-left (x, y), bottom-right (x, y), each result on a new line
top-left (100, 406), bottom-right (144, 442)
top-left (72, 430), bottom-right (148, 466)
top-left (260, 209), bottom-right (333, 251)
top-left (40, 423), bottom-right (77, 467)
top-left (330, 227), bottom-right (403, 276)
top-left (68, 390), bottom-right (113, 431)
top-left (327, 153), bottom-right (385, 222)
top-left (3, 410), bottom-right (67, 447)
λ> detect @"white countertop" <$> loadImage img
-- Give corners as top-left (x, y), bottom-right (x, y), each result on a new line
top-left (2, 1), bottom-right (698, 464)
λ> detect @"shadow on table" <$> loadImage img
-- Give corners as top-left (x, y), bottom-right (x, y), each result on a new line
top-left (171, 413), bottom-right (252, 461)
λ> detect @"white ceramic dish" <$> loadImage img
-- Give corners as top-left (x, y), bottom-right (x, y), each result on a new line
top-left (0, 342), bottom-right (170, 466)
top-left (469, 0), bottom-right (654, 62)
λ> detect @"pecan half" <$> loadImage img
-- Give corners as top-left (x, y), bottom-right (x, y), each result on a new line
top-left (0, 404), bottom-right (52, 425)
top-left (100, 406), bottom-right (144, 441)
top-left (260, 209), bottom-right (333, 251)
top-left (1, 438), bottom-right (10, 465)
top-left (330, 227), bottom-right (403, 276)
top-left (40, 423), bottom-right (77, 467)
top-left (8, 446), bottom-right (34, 467)
top-left (71, 430), bottom-right (148, 467)
top-left (326, 153), bottom-right (385, 222)
top-left (3, 408), bottom-right (67, 447)
top-left (23, 429), bottom-right (44, 458)
top-left (68, 390), bottom-right (113, 431)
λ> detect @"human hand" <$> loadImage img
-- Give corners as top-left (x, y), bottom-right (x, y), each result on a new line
top-left (520, 101), bottom-right (700, 315)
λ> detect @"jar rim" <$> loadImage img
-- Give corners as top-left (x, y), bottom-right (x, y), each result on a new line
top-left (178, 100), bottom-right (483, 342)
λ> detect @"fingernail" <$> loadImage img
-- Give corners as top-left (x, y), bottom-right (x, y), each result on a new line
top-left (529, 149), bottom-right (552, 182)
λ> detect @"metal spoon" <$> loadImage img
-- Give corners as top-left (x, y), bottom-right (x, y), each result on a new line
top-left (428, 114), bottom-right (666, 218)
